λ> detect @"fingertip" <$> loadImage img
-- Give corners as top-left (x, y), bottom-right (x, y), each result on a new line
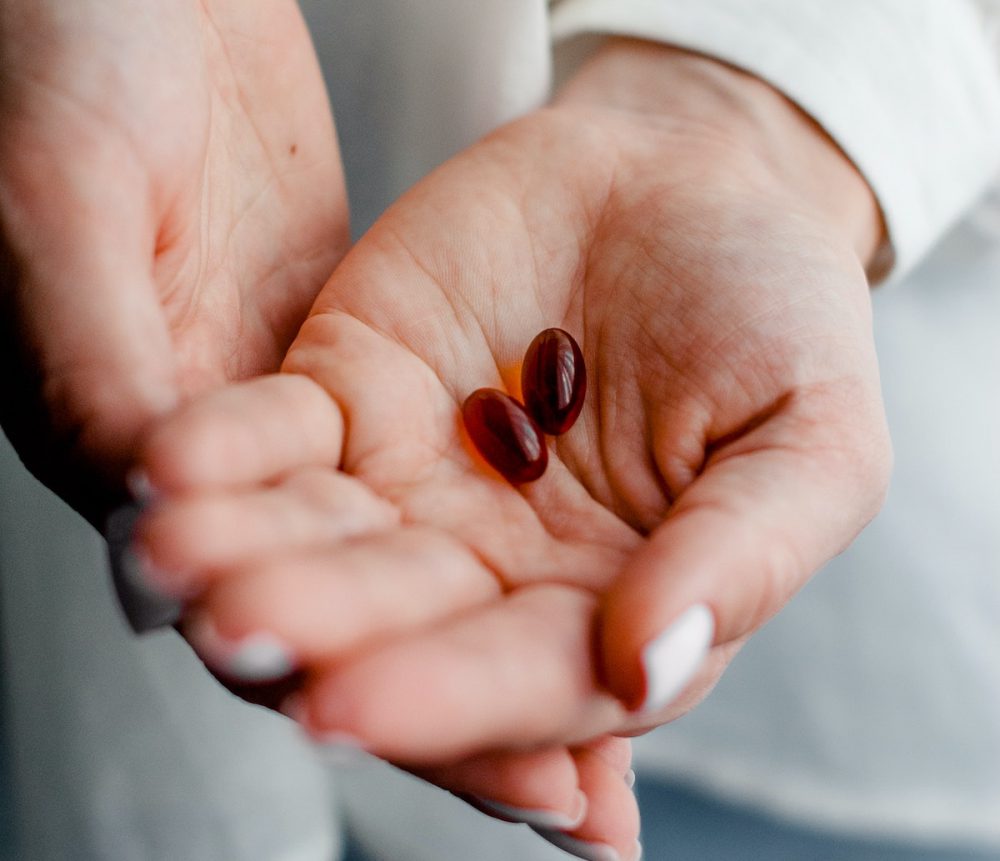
top-left (104, 502), bottom-right (184, 633)
top-left (138, 373), bottom-right (344, 492)
top-left (302, 650), bottom-right (487, 764)
top-left (132, 496), bottom-right (222, 576)
top-left (539, 745), bottom-right (640, 861)
top-left (125, 468), bottom-right (160, 503)
top-left (426, 747), bottom-right (583, 826)
top-left (139, 405), bottom-right (225, 493)
top-left (579, 736), bottom-right (632, 776)
top-left (598, 580), bottom-right (652, 710)
top-left (601, 578), bottom-right (716, 714)
top-left (183, 611), bottom-right (297, 683)
top-left (468, 791), bottom-right (586, 831)
top-left (194, 562), bottom-right (333, 659)
top-left (530, 829), bottom-right (624, 861)
top-left (634, 603), bottom-right (714, 715)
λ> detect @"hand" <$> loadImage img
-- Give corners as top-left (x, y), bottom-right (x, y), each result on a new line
top-left (0, 6), bottom-right (618, 851)
top-left (0, 0), bottom-right (349, 520)
top-left (0, 2), bottom-right (636, 846)
top-left (134, 39), bottom-right (890, 859)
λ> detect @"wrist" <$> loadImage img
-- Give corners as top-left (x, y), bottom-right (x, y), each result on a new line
top-left (554, 39), bottom-right (885, 273)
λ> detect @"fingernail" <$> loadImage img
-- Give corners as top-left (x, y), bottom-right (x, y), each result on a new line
top-left (530, 828), bottom-right (621, 861)
top-left (469, 790), bottom-right (587, 830)
top-left (624, 768), bottom-right (636, 789)
top-left (637, 603), bottom-right (714, 714)
top-left (185, 614), bottom-right (295, 682)
top-left (126, 469), bottom-right (160, 503)
top-left (110, 506), bottom-right (193, 600)
top-left (281, 694), bottom-right (371, 766)
top-left (632, 840), bottom-right (643, 861)
top-left (104, 503), bottom-right (183, 634)
top-left (130, 548), bottom-right (195, 598)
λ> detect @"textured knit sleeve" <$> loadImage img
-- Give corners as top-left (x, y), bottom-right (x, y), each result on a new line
top-left (549, 0), bottom-right (1000, 281)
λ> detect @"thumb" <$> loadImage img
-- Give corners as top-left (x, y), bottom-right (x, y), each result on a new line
top-left (599, 397), bottom-right (891, 716)
top-left (0, 153), bottom-right (177, 519)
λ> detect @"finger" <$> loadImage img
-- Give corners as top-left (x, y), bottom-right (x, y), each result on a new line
top-left (294, 585), bottom-right (628, 764)
top-left (282, 310), bottom-right (465, 487)
top-left (532, 744), bottom-right (640, 861)
top-left (104, 501), bottom-right (185, 634)
top-left (183, 526), bottom-right (502, 679)
top-left (0, 140), bottom-right (176, 516)
top-left (135, 466), bottom-right (398, 581)
top-left (600, 397), bottom-right (892, 714)
top-left (417, 748), bottom-right (588, 832)
top-left (139, 373), bottom-right (344, 492)
top-left (576, 736), bottom-right (632, 778)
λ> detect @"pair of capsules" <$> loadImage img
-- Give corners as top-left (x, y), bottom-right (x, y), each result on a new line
top-left (462, 328), bottom-right (586, 484)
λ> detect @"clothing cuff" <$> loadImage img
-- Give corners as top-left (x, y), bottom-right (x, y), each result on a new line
top-left (550, 0), bottom-right (1000, 281)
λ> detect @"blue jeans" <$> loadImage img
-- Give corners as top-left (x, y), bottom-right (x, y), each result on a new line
top-left (635, 778), bottom-right (998, 861)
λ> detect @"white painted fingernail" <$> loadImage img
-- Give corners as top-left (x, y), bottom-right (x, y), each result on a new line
top-left (104, 504), bottom-right (183, 633)
top-left (130, 548), bottom-right (195, 598)
top-left (186, 614), bottom-right (295, 682)
top-left (632, 840), bottom-right (643, 861)
top-left (471, 790), bottom-right (586, 830)
top-left (638, 604), bottom-right (714, 714)
top-left (530, 828), bottom-right (621, 861)
top-left (281, 694), bottom-right (371, 766)
top-left (126, 469), bottom-right (159, 503)
top-left (624, 768), bottom-right (636, 789)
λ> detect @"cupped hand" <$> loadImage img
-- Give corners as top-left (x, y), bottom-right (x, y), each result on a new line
top-left (0, 6), bottom-right (620, 852)
top-left (0, 0), bottom-right (348, 520)
top-left (134, 39), bottom-right (891, 859)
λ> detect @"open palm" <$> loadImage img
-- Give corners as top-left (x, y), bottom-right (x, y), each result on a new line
top-left (136, 44), bottom-right (891, 860)
top-left (140, 89), bottom-right (890, 745)
top-left (0, 0), bottom-right (347, 518)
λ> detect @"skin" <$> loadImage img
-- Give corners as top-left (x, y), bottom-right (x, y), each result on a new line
top-left (0, 0), bottom-right (615, 851)
top-left (0, 0), bottom-right (349, 521)
top-left (136, 40), bottom-right (891, 860)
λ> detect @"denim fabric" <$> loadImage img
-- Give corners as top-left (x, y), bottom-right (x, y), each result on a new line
top-left (636, 778), bottom-right (999, 861)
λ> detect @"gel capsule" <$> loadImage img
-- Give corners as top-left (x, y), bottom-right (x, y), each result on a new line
top-left (521, 328), bottom-right (586, 435)
top-left (462, 388), bottom-right (548, 484)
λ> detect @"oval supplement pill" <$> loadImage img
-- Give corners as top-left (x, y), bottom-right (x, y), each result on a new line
top-left (521, 328), bottom-right (586, 435)
top-left (462, 388), bottom-right (548, 484)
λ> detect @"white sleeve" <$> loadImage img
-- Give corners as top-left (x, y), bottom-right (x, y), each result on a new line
top-left (549, 0), bottom-right (1000, 281)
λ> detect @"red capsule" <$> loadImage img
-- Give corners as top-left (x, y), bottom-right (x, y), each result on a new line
top-left (462, 388), bottom-right (548, 484)
top-left (521, 328), bottom-right (586, 435)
